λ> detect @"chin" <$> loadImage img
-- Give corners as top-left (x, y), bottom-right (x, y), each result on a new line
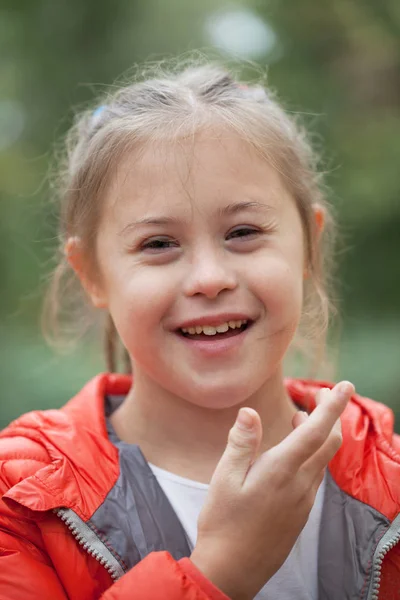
top-left (183, 381), bottom-right (257, 411)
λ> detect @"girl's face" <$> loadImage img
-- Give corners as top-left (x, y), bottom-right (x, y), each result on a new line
top-left (91, 130), bottom-right (306, 408)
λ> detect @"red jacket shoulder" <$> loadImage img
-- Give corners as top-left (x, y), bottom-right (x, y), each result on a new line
top-left (0, 410), bottom-right (61, 492)
top-left (286, 378), bottom-right (400, 519)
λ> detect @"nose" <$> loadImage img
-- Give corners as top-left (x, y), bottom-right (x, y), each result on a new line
top-left (183, 248), bottom-right (238, 299)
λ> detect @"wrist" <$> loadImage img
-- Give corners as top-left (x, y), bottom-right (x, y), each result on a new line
top-left (190, 546), bottom-right (250, 600)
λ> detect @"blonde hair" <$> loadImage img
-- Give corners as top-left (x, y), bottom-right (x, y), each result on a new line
top-left (44, 58), bottom-right (337, 376)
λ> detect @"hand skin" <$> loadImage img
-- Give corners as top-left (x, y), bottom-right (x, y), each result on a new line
top-left (190, 381), bottom-right (354, 600)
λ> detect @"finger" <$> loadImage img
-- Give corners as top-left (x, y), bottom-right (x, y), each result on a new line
top-left (303, 415), bottom-right (343, 475)
top-left (310, 467), bottom-right (326, 499)
top-left (314, 381), bottom-right (354, 406)
top-left (269, 381), bottom-right (354, 471)
top-left (292, 411), bottom-right (309, 429)
top-left (210, 408), bottom-right (263, 489)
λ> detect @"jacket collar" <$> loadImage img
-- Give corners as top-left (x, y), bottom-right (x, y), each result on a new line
top-left (3, 374), bottom-right (127, 519)
top-left (4, 373), bottom-right (400, 521)
top-left (286, 377), bottom-right (400, 520)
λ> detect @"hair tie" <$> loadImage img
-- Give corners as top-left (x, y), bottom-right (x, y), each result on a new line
top-left (91, 104), bottom-right (107, 128)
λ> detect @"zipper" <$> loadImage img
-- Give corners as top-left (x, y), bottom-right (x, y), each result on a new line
top-left (367, 512), bottom-right (400, 600)
top-left (54, 507), bottom-right (125, 581)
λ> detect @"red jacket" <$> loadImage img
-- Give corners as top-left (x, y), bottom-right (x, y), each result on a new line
top-left (1, 373), bottom-right (400, 599)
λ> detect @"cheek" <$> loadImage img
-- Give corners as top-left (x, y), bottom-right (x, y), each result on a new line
top-left (254, 255), bottom-right (303, 322)
top-left (106, 265), bottom-right (176, 336)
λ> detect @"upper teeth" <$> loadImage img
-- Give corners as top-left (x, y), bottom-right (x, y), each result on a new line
top-left (181, 320), bottom-right (248, 335)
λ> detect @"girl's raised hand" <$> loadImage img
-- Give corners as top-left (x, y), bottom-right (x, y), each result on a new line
top-left (190, 381), bottom-right (354, 600)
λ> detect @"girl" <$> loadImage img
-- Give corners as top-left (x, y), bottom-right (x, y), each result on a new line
top-left (0, 61), bottom-right (399, 600)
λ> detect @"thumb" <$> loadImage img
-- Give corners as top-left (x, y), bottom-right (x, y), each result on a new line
top-left (211, 408), bottom-right (262, 489)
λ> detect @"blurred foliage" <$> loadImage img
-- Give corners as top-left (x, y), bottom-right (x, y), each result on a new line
top-left (0, 0), bottom-right (399, 428)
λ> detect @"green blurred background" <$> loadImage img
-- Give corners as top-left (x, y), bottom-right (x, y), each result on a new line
top-left (1, 0), bottom-right (399, 429)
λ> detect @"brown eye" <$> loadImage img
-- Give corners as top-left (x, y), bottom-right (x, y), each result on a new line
top-left (227, 227), bottom-right (260, 239)
top-left (141, 238), bottom-right (179, 252)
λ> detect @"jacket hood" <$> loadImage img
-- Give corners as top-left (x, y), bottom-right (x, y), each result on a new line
top-left (2, 373), bottom-right (400, 521)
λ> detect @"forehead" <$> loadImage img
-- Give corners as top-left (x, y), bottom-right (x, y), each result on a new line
top-left (105, 128), bottom-right (290, 219)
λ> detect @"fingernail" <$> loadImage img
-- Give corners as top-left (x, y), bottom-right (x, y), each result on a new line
top-left (236, 408), bottom-right (253, 430)
top-left (337, 381), bottom-right (354, 398)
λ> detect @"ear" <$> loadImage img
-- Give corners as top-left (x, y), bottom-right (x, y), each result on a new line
top-left (313, 203), bottom-right (325, 237)
top-left (65, 236), bottom-right (108, 308)
top-left (304, 204), bottom-right (325, 279)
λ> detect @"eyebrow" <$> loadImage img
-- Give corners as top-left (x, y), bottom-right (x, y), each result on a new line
top-left (119, 216), bottom-right (180, 236)
top-left (218, 200), bottom-right (275, 217)
top-left (119, 200), bottom-right (275, 236)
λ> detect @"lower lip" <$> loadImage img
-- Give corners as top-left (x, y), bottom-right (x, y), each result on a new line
top-left (176, 324), bottom-right (252, 357)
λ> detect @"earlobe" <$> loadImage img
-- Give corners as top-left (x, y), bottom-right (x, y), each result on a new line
top-left (313, 204), bottom-right (325, 236)
top-left (65, 236), bottom-right (108, 309)
top-left (86, 287), bottom-right (108, 309)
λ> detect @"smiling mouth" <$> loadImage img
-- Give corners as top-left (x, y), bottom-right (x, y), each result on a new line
top-left (178, 320), bottom-right (252, 340)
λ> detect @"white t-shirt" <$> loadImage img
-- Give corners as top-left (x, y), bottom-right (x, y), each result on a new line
top-left (148, 462), bottom-right (325, 600)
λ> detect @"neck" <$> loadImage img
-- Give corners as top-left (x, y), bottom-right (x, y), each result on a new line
top-left (110, 366), bottom-right (298, 484)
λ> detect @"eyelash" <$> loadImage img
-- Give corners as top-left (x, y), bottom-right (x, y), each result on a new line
top-left (141, 238), bottom-right (178, 251)
top-left (227, 227), bottom-right (261, 240)
top-left (140, 227), bottom-right (263, 252)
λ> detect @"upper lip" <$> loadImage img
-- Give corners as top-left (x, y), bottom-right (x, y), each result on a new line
top-left (175, 313), bottom-right (254, 330)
